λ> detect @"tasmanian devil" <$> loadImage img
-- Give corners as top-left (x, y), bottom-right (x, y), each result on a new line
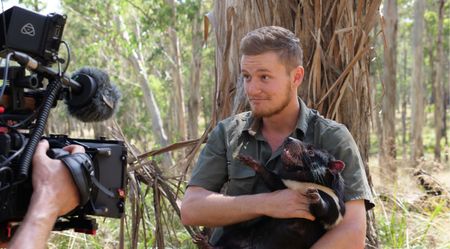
top-left (213, 137), bottom-right (346, 249)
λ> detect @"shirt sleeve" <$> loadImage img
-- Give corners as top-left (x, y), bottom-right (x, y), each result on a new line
top-left (322, 123), bottom-right (375, 210)
top-left (188, 123), bottom-right (229, 192)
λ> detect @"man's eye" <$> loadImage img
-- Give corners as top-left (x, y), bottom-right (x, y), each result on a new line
top-left (307, 150), bottom-right (315, 157)
top-left (242, 75), bottom-right (250, 81)
top-left (261, 75), bottom-right (270, 80)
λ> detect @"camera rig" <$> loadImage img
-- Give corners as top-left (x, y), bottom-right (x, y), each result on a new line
top-left (0, 6), bottom-right (126, 240)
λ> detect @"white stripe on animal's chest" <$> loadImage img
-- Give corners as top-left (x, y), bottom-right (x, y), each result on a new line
top-left (282, 180), bottom-right (343, 229)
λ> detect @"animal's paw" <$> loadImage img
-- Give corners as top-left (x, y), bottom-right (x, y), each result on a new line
top-left (193, 232), bottom-right (214, 249)
top-left (236, 154), bottom-right (262, 171)
top-left (306, 188), bottom-right (321, 204)
top-left (236, 154), bottom-right (256, 164)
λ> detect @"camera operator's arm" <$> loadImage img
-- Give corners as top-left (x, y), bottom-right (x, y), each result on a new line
top-left (8, 140), bottom-right (83, 249)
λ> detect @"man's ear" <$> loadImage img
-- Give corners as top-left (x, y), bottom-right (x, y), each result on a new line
top-left (293, 66), bottom-right (304, 87)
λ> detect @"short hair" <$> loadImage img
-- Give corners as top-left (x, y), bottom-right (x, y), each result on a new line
top-left (240, 26), bottom-right (303, 71)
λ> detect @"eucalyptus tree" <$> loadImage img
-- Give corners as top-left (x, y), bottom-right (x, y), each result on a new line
top-left (380, 0), bottom-right (398, 181)
top-left (410, 0), bottom-right (426, 162)
top-left (433, 0), bottom-right (446, 161)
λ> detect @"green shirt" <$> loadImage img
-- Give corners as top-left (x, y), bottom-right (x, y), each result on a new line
top-left (188, 98), bottom-right (374, 244)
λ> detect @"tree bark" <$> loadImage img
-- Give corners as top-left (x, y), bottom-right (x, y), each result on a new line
top-left (433, 0), bottom-right (445, 161)
top-left (188, 1), bottom-right (204, 140)
top-left (401, 96), bottom-right (408, 160)
top-left (380, 0), bottom-right (397, 182)
top-left (209, 1), bottom-right (381, 247)
top-left (401, 48), bottom-right (408, 161)
top-left (410, 0), bottom-right (426, 163)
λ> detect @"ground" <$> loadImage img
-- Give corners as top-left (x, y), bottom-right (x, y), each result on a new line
top-left (369, 156), bottom-right (450, 249)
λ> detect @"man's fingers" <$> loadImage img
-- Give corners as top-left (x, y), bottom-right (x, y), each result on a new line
top-left (32, 140), bottom-right (50, 163)
top-left (293, 192), bottom-right (315, 220)
top-left (295, 209), bottom-right (315, 221)
top-left (35, 139), bottom-right (50, 154)
top-left (63, 145), bottom-right (85, 154)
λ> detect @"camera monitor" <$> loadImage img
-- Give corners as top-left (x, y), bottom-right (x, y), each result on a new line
top-left (0, 6), bottom-right (66, 65)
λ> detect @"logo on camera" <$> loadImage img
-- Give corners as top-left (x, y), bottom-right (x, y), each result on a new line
top-left (20, 23), bottom-right (35, 37)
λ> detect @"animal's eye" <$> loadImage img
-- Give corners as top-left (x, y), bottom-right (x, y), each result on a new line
top-left (307, 150), bottom-right (315, 157)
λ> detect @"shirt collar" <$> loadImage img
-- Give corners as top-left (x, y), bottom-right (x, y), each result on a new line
top-left (243, 114), bottom-right (260, 137)
top-left (243, 97), bottom-right (313, 139)
top-left (296, 97), bottom-right (312, 139)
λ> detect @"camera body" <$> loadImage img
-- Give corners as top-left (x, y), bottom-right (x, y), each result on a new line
top-left (0, 135), bottom-right (127, 239)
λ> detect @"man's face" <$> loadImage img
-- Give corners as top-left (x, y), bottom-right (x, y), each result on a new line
top-left (241, 52), bottom-right (299, 118)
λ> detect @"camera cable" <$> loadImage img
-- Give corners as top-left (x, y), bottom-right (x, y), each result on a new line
top-left (0, 125), bottom-right (25, 168)
top-left (17, 78), bottom-right (62, 180)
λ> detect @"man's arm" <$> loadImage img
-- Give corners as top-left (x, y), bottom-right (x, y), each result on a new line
top-left (311, 199), bottom-right (366, 249)
top-left (180, 186), bottom-right (315, 227)
top-left (8, 140), bottom-right (82, 249)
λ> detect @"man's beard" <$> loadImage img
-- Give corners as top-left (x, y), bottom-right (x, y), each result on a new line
top-left (250, 84), bottom-right (292, 118)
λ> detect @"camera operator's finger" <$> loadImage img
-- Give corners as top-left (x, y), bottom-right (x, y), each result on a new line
top-left (63, 144), bottom-right (85, 154)
top-left (32, 140), bottom-right (51, 164)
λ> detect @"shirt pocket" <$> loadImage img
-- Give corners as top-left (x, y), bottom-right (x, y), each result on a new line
top-left (225, 160), bottom-right (257, 196)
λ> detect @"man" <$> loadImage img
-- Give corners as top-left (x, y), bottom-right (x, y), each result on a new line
top-left (6, 140), bottom-right (81, 249)
top-left (181, 26), bottom-right (374, 248)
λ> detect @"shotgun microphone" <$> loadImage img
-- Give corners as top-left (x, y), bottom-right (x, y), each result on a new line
top-left (66, 67), bottom-right (121, 122)
top-left (11, 52), bottom-right (120, 122)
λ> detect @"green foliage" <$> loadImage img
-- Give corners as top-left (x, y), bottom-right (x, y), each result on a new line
top-left (18, 0), bottom-right (46, 11)
top-left (378, 203), bottom-right (408, 248)
top-left (377, 194), bottom-right (449, 249)
top-left (53, 0), bottom-right (215, 147)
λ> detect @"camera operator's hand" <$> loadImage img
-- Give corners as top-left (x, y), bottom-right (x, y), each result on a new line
top-left (8, 140), bottom-right (84, 249)
top-left (30, 140), bottom-right (83, 215)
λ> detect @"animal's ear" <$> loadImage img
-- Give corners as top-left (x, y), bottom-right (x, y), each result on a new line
top-left (329, 160), bottom-right (345, 173)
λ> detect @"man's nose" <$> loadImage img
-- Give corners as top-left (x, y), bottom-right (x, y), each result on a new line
top-left (245, 78), bottom-right (260, 95)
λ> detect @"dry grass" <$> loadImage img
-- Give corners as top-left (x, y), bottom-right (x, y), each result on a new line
top-left (369, 157), bottom-right (450, 248)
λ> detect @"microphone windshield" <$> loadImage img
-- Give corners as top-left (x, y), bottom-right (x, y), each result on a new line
top-left (66, 67), bottom-right (121, 122)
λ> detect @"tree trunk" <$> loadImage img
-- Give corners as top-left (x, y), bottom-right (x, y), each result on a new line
top-left (380, 0), bottom-right (397, 182)
top-left (209, 1), bottom-right (381, 247)
top-left (401, 48), bottom-right (408, 160)
top-left (433, 0), bottom-right (445, 162)
top-left (410, 0), bottom-right (426, 163)
top-left (188, 1), bottom-right (204, 140)
top-left (117, 16), bottom-right (174, 167)
top-left (128, 50), bottom-right (174, 167)
top-left (166, 0), bottom-right (188, 143)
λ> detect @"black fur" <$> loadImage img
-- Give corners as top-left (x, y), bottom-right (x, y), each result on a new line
top-left (215, 137), bottom-right (346, 249)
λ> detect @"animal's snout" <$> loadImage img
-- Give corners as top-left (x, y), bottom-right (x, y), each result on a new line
top-left (281, 138), bottom-right (305, 168)
top-left (283, 137), bottom-right (296, 145)
top-left (283, 137), bottom-right (305, 151)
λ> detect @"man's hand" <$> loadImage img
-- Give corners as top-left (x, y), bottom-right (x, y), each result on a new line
top-left (31, 140), bottom-right (83, 216)
top-left (261, 188), bottom-right (315, 220)
top-left (9, 140), bottom-right (84, 249)
top-left (311, 199), bottom-right (367, 249)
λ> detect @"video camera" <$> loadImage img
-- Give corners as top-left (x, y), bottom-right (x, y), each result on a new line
top-left (0, 6), bottom-right (126, 240)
